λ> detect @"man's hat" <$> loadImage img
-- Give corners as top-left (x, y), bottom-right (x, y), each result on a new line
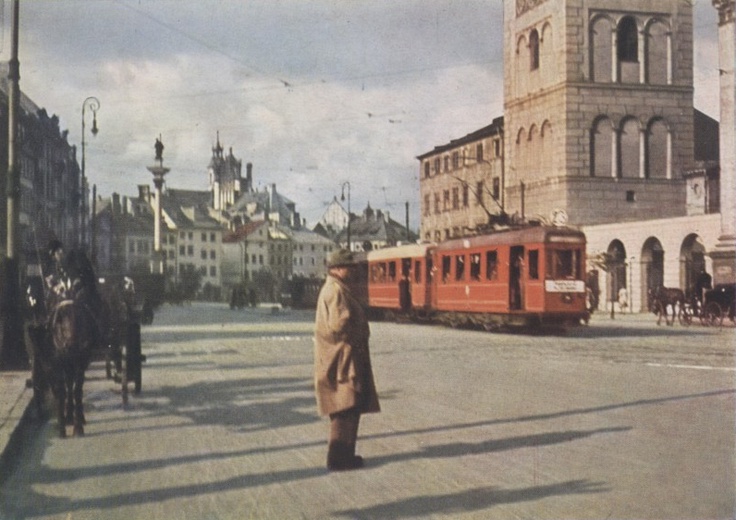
top-left (327, 249), bottom-right (355, 268)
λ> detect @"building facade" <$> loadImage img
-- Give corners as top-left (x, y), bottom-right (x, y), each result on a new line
top-left (159, 188), bottom-right (223, 296)
top-left (417, 118), bottom-right (505, 241)
top-left (710, 0), bottom-right (736, 284)
top-left (503, 0), bottom-right (695, 226)
top-left (221, 220), bottom-right (298, 302)
top-left (0, 72), bottom-right (81, 263)
top-left (288, 228), bottom-right (336, 279)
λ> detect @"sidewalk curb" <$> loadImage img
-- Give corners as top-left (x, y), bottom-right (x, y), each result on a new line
top-left (0, 383), bottom-right (36, 481)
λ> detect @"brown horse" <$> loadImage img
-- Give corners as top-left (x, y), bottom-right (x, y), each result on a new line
top-left (47, 298), bottom-right (97, 437)
top-left (650, 286), bottom-right (686, 326)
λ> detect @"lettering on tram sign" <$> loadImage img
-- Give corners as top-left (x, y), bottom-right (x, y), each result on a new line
top-left (545, 280), bottom-right (585, 293)
top-left (549, 235), bottom-right (585, 244)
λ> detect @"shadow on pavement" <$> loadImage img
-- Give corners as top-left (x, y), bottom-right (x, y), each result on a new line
top-left (363, 388), bottom-right (734, 442)
top-left (331, 480), bottom-right (610, 519)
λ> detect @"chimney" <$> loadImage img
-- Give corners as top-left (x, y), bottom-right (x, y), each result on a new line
top-left (269, 183), bottom-right (277, 209)
top-left (246, 162), bottom-right (253, 191)
top-left (138, 184), bottom-right (151, 203)
top-left (112, 193), bottom-right (121, 215)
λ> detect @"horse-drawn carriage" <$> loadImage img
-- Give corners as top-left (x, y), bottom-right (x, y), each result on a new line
top-left (697, 283), bottom-right (736, 327)
top-left (97, 274), bottom-right (146, 405)
top-left (24, 252), bottom-right (158, 437)
top-left (650, 283), bottom-right (736, 327)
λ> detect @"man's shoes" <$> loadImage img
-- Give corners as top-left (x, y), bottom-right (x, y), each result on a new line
top-left (328, 455), bottom-right (364, 471)
top-left (327, 442), bottom-right (364, 471)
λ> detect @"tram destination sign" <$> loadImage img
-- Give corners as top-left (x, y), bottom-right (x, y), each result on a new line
top-left (545, 280), bottom-right (585, 293)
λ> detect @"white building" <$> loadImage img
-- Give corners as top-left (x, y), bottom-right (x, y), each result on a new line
top-left (288, 228), bottom-right (336, 279)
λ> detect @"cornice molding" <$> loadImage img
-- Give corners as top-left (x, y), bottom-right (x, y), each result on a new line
top-left (516, 0), bottom-right (549, 17)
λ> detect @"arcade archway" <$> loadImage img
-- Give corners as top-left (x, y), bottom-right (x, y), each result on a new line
top-left (641, 237), bottom-right (664, 310)
top-left (607, 240), bottom-right (627, 310)
top-left (680, 234), bottom-right (706, 298)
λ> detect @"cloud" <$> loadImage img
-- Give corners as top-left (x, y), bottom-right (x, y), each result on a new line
top-left (8, 0), bottom-right (722, 226)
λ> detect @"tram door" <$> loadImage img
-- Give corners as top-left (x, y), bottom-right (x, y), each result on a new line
top-left (509, 246), bottom-right (525, 310)
top-left (399, 258), bottom-right (412, 311)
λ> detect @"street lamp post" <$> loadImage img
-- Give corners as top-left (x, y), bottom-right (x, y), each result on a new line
top-left (341, 181), bottom-right (351, 251)
top-left (81, 96), bottom-right (100, 249)
top-left (0, 0), bottom-right (25, 370)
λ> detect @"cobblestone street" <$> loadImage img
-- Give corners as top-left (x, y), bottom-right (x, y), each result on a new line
top-left (1, 303), bottom-right (734, 519)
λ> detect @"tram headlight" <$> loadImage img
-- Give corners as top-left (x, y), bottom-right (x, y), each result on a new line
top-left (561, 293), bottom-right (573, 304)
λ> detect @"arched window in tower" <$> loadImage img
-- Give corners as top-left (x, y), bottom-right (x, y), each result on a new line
top-left (590, 16), bottom-right (613, 82)
top-left (646, 19), bottom-right (670, 85)
top-left (646, 118), bottom-right (669, 179)
top-left (528, 124), bottom-right (539, 176)
top-left (529, 29), bottom-right (540, 70)
top-left (619, 117), bottom-right (640, 178)
top-left (591, 116), bottom-right (614, 177)
top-left (617, 16), bottom-right (640, 83)
top-left (516, 127), bottom-right (527, 177)
top-left (617, 16), bottom-right (638, 62)
top-left (541, 120), bottom-right (552, 171)
top-left (541, 22), bottom-right (554, 79)
top-left (516, 34), bottom-right (529, 95)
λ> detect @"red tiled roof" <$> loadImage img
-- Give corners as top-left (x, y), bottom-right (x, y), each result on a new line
top-left (222, 220), bottom-right (267, 243)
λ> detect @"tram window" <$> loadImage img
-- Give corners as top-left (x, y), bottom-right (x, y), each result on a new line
top-left (549, 249), bottom-right (579, 279)
top-left (388, 261), bottom-right (397, 282)
top-left (371, 263), bottom-right (386, 283)
top-left (414, 260), bottom-right (422, 283)
top-left (528, 250), bottom-right (539, 280)
top-left (442, 255), bottom-right (451, 282)
top-left (486, 251), bottom-right (498, 280)
top-left (455, 255), bottom-right (465, 281)
top-left (470, 253), bottom-right (481, 280)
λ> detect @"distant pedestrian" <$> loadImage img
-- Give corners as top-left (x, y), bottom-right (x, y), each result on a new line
top-left (695, 268), bottom-right (712, 305)
top-left (314, 249), bottom-right (380, 471)
top-left (399, 274), bottom-right (411, 312)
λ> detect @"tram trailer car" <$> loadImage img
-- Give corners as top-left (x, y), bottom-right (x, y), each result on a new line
top-left (367, 243), bottom-right (434, 321)
top-left (366, 226), bottom-right (588, 330)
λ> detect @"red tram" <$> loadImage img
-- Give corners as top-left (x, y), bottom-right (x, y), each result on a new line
top-left (365, 225), bottom-right (588, 330)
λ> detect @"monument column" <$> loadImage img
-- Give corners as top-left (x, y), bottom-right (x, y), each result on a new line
top-left (711, 0), bottom-right (736, 284)
top-left (147, 137), bottom-right (170, 275)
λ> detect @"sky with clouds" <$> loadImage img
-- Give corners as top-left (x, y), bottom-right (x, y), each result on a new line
top-left (4, 0), bottom-right (721, 228)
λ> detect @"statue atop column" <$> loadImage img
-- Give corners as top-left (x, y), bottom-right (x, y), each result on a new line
top-left (155, 136), bottom-right (164, 163)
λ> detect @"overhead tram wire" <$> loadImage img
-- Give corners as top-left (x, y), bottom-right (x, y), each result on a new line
top-left (113, 0), bottom-right (501, 118)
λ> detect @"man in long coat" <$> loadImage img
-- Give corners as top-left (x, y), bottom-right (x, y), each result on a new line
top-left (314, 249), bottom-right (380, 471)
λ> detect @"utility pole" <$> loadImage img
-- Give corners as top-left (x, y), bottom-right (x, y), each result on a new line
top-left (405, 201), bottom-right (410, 242)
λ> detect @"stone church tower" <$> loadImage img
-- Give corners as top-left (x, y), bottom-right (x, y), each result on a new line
top-left (208, 133), bottom-right (251, 211)
top-left (503, 0), bottom-right (695, 226)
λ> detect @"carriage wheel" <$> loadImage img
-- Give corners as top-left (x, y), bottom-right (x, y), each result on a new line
top-left (696, 302), bottom-right (709, 326)
top-left (130, 323), bottom-right (143, 395)
top-left (120, 343), bottom-right (129, 407)
top-left (704, 302), bottom-right (723, 327)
